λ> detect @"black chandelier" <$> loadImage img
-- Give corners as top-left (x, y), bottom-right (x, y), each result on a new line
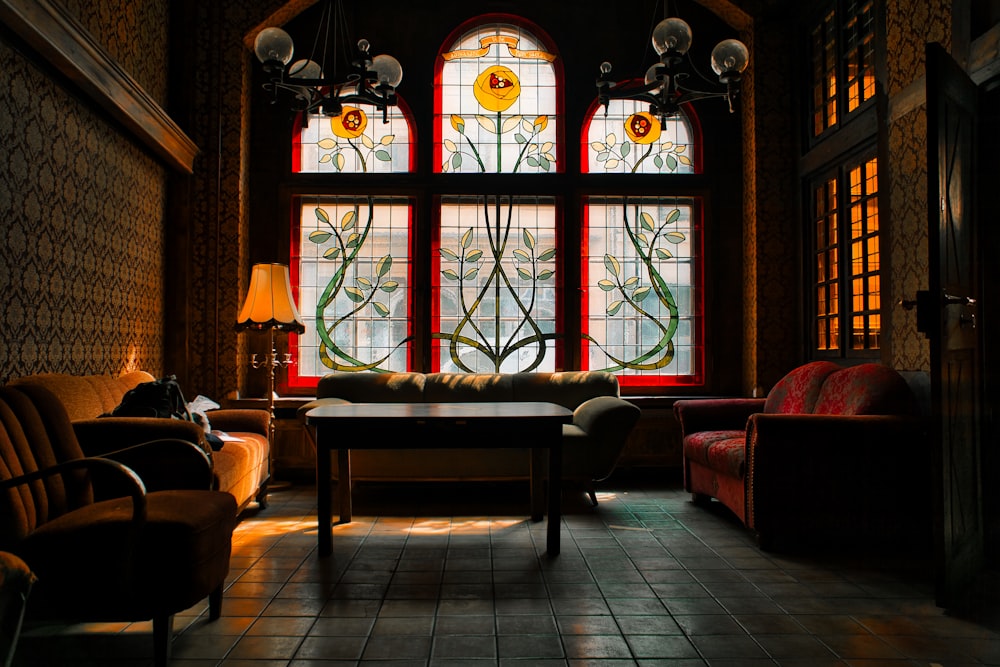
top-left (253, 0), bottom-right (402, 122)
top-left (596, 14), bottom-right (749, 122)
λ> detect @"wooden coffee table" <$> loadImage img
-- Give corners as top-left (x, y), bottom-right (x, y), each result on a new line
top-left (305, 401), bottom-right (573, 557)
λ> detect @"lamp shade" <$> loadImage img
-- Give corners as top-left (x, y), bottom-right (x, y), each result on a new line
top-left (236, 263), bottom-right (305, 333)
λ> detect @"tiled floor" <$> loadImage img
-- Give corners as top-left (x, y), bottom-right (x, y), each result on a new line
top-left (14, 473), bottom-right (1000, 666)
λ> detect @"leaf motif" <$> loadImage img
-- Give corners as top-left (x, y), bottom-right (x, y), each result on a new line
top-left (621, 141), bottom-right (631, 157)
top-left (665, 232), bottom-right (686, 244)
top-left (674, 145), bottom-right (686, 153)
top-left (323, 247), bottom-right (341, 259)
top-left (440, 248), bottom-right (460, 261)
top-left (607, 300), bottom-right (624, 316)
top-left (597, 152), bottom-right (609, 162)
top-left (345, 287), bottom-right (365, 302)
top-left (623, 276), bottom-right (640, 289)
top-left (665, 154), bottom-right (677, 171)
top-left (640, 212), bottom-right (655, 231)
top-left (315, 208), bottom-right (330, 224)
top-left (605, 133), bottom-right (617, 146)
top-left (522, 228), bottom-right (536, 249)
top-left (319, 153), bottom-right (332, 163)
top-left (661, 141), bottom-right (674, 150)
top-left (666, 209), bottom-right (681, 224)
top-left (376, 255), bottom-right (392, 277)
top-left (604, 254), bottom-right (621, 277)
top-left (441, 269), bottom-right (460, 281)
top-left (591, 141), bottom-right (606, 151)
top-left (464, 267), bottom-right (479, 280)
top-left (476, 115), bottom-right (497, 134)
top-left (502, 115), bottom-right (522, 133)
top-left (318, 138), bottom-right (337, 149)
top-left (346, 232), bottom-right (361, 248)
top-left (380, 135), bottom-right (395, 145)
top-left (517, 267), bottom-right (533, 280)
top-left (461, 228), bottom-right (474, 249)
top-left (653, 155), bottom-right (663, 168)
top-left (334, 152), bottom-right (345, 171)
top-left (341, 210), bottom-right (357, 231)
top-left (361, 134), bottom-right (375, 149)
top-left (375, 149), bottom-right (391, 161)
top-left (606, 158), bottom-right (620, 169)
top-left (309, 230), bottom-right (332, 244)
top-left (539, 156), bottom-right (551, 171)
top-left (466, 249), bottom-right (484, 262)
top-left (515, 133), bottom-right (527, 144)
top-left (380, 281), bottom-right (399, 292)
top-left (655, 248), bottom-right (673, 259)
top-left (538, 248), bottom-right (557, 261)
top-left (541, 141), bottom-right (553, 153)
top-left (356, 277), bottom-right (373, 288)
top-left (679, 154), bottom-right (692, 165)
top-left (636, 233), bottom-right (649, 247)
top-left (513, 248), bottom-right (531, 262)
top-left (452, 153), bottom-right (463, 169)
top-left (444, 139), bottom-right (457, 152)
top-left (598, 279), bottom-right (616, 291)
top-left (372, 302), bottom-right (389, 317)
top-left (537, 269), bottom-right (554, 280)
top-left (527, 156), bottom-right (539, 167)
top-left (632, 286), bottom-right (652, 302)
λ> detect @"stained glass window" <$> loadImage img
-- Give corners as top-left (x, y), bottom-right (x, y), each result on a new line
top-left (436, 22), bottom-right (559, 174)
top-left (433, 196), bottom-right (559, 373)
top-left (583, 197), bottom-right (702, 386)
top-left (585, 99), bottom-right (697, 174)
top-left (294, 104), bottom-right (414, 173)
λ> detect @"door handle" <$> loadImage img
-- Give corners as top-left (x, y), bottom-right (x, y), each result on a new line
top-left (943, 293), bottom-right (977, 307)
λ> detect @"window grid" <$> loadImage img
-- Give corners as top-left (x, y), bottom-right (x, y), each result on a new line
top-left (848, 158), bottom-right (880, 349)
top-left (814, 179), bottom-right (840, 350)
top-left (844, 0), bottom-right (876, 113)
top-left (811, 9), bottom-right (838, 137)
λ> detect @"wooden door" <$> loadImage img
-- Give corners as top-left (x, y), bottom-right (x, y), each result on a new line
top-left (925, 42), bottom-right (984, 608)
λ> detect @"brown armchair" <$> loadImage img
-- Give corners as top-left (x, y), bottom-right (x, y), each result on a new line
top-left (0, 384), bottom-right (237, 667)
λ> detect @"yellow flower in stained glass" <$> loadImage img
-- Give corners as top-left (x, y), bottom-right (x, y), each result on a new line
top-left (331, 106), bottom-right (368, 138)
top-left (624, 112), bottom-right (661, 144)
top-left (473, 66), bottom-right (521, 112)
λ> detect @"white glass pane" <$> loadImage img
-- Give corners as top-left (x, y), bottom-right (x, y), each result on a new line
top-left (585, 98), bottom-right (696, 174)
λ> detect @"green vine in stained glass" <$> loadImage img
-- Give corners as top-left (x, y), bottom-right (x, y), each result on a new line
top-left (308, 198), bottom-right (409, 372)
top-left (586, 200), bottom-right (687, 372)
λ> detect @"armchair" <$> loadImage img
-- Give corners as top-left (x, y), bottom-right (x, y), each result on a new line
top-left (0, 384), bottom-right (237, 667)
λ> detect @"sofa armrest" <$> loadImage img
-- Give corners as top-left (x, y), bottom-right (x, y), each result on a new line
top-left (565, 396), bottom-right (641, 481)
top-left (744, 413), bottom-right (931, 543)
top-left (100, 438), bottom-right (214, 492)
top-left (72, 417), bottom-right (209, 456)
top-left (296, 397), bottom-right (352, 423)
top-left (673, 398), bottom-right (765, 435)
top-left (206, 409), bottom-right (270, 437)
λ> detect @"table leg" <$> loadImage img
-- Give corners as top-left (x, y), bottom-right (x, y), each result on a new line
top-left (316, 435), bottom-right (332, 557)
top-left (530, 447), bottom-right (544, 522)
top-left (338, 449), bottom-right (352, 523)
top-left (547, 439), bottom-right (562, 556)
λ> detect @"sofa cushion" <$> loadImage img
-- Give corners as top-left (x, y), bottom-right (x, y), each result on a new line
top-left (683, 429), bottom-right (746, 479)
top-left (423, 373), bottom-right (514, 402)
top-left (9, 371), bottom-right (155, 421)
top-left (763, 361), bottom-right (840, 414)
top-left (316, 372), bottom-right (426, 402)
top-left (512, 372), bottom-right (619, 409)
top-left (812, 363), bottom-right (919, 415)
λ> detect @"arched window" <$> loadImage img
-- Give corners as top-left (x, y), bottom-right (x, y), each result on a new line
top-left (580, 99), bottom-right (704, 387)
top-left (284, 13), bottom-right (708, 390)
top-left (288, 104), bottom-right (416, 386)
top-left (431, 17), bottom-right (563, 372)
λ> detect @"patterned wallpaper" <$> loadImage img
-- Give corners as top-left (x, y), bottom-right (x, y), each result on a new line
top-left (0, 0), bottom-right (171, 384)
top-left (885, 0), bottom-right (952, 372)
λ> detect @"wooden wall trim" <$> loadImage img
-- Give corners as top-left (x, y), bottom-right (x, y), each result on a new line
top-left (0, 0), bottom-right (198, 173)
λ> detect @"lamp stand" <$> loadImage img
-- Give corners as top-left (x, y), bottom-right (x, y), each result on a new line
top-left (250, 329), bottom-right (295, 492)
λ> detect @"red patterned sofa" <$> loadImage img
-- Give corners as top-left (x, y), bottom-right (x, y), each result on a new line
top-left (673, 361), bottom-right (930, 550)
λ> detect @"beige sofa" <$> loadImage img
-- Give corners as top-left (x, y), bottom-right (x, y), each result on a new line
top-left (298, 371), bottom-right (641, 504)
top-left (8, 371), bottom-right (270, 512)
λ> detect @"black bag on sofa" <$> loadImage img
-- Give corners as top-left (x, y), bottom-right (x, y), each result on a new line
top-left (106, 375), bottom-right (191, 421)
